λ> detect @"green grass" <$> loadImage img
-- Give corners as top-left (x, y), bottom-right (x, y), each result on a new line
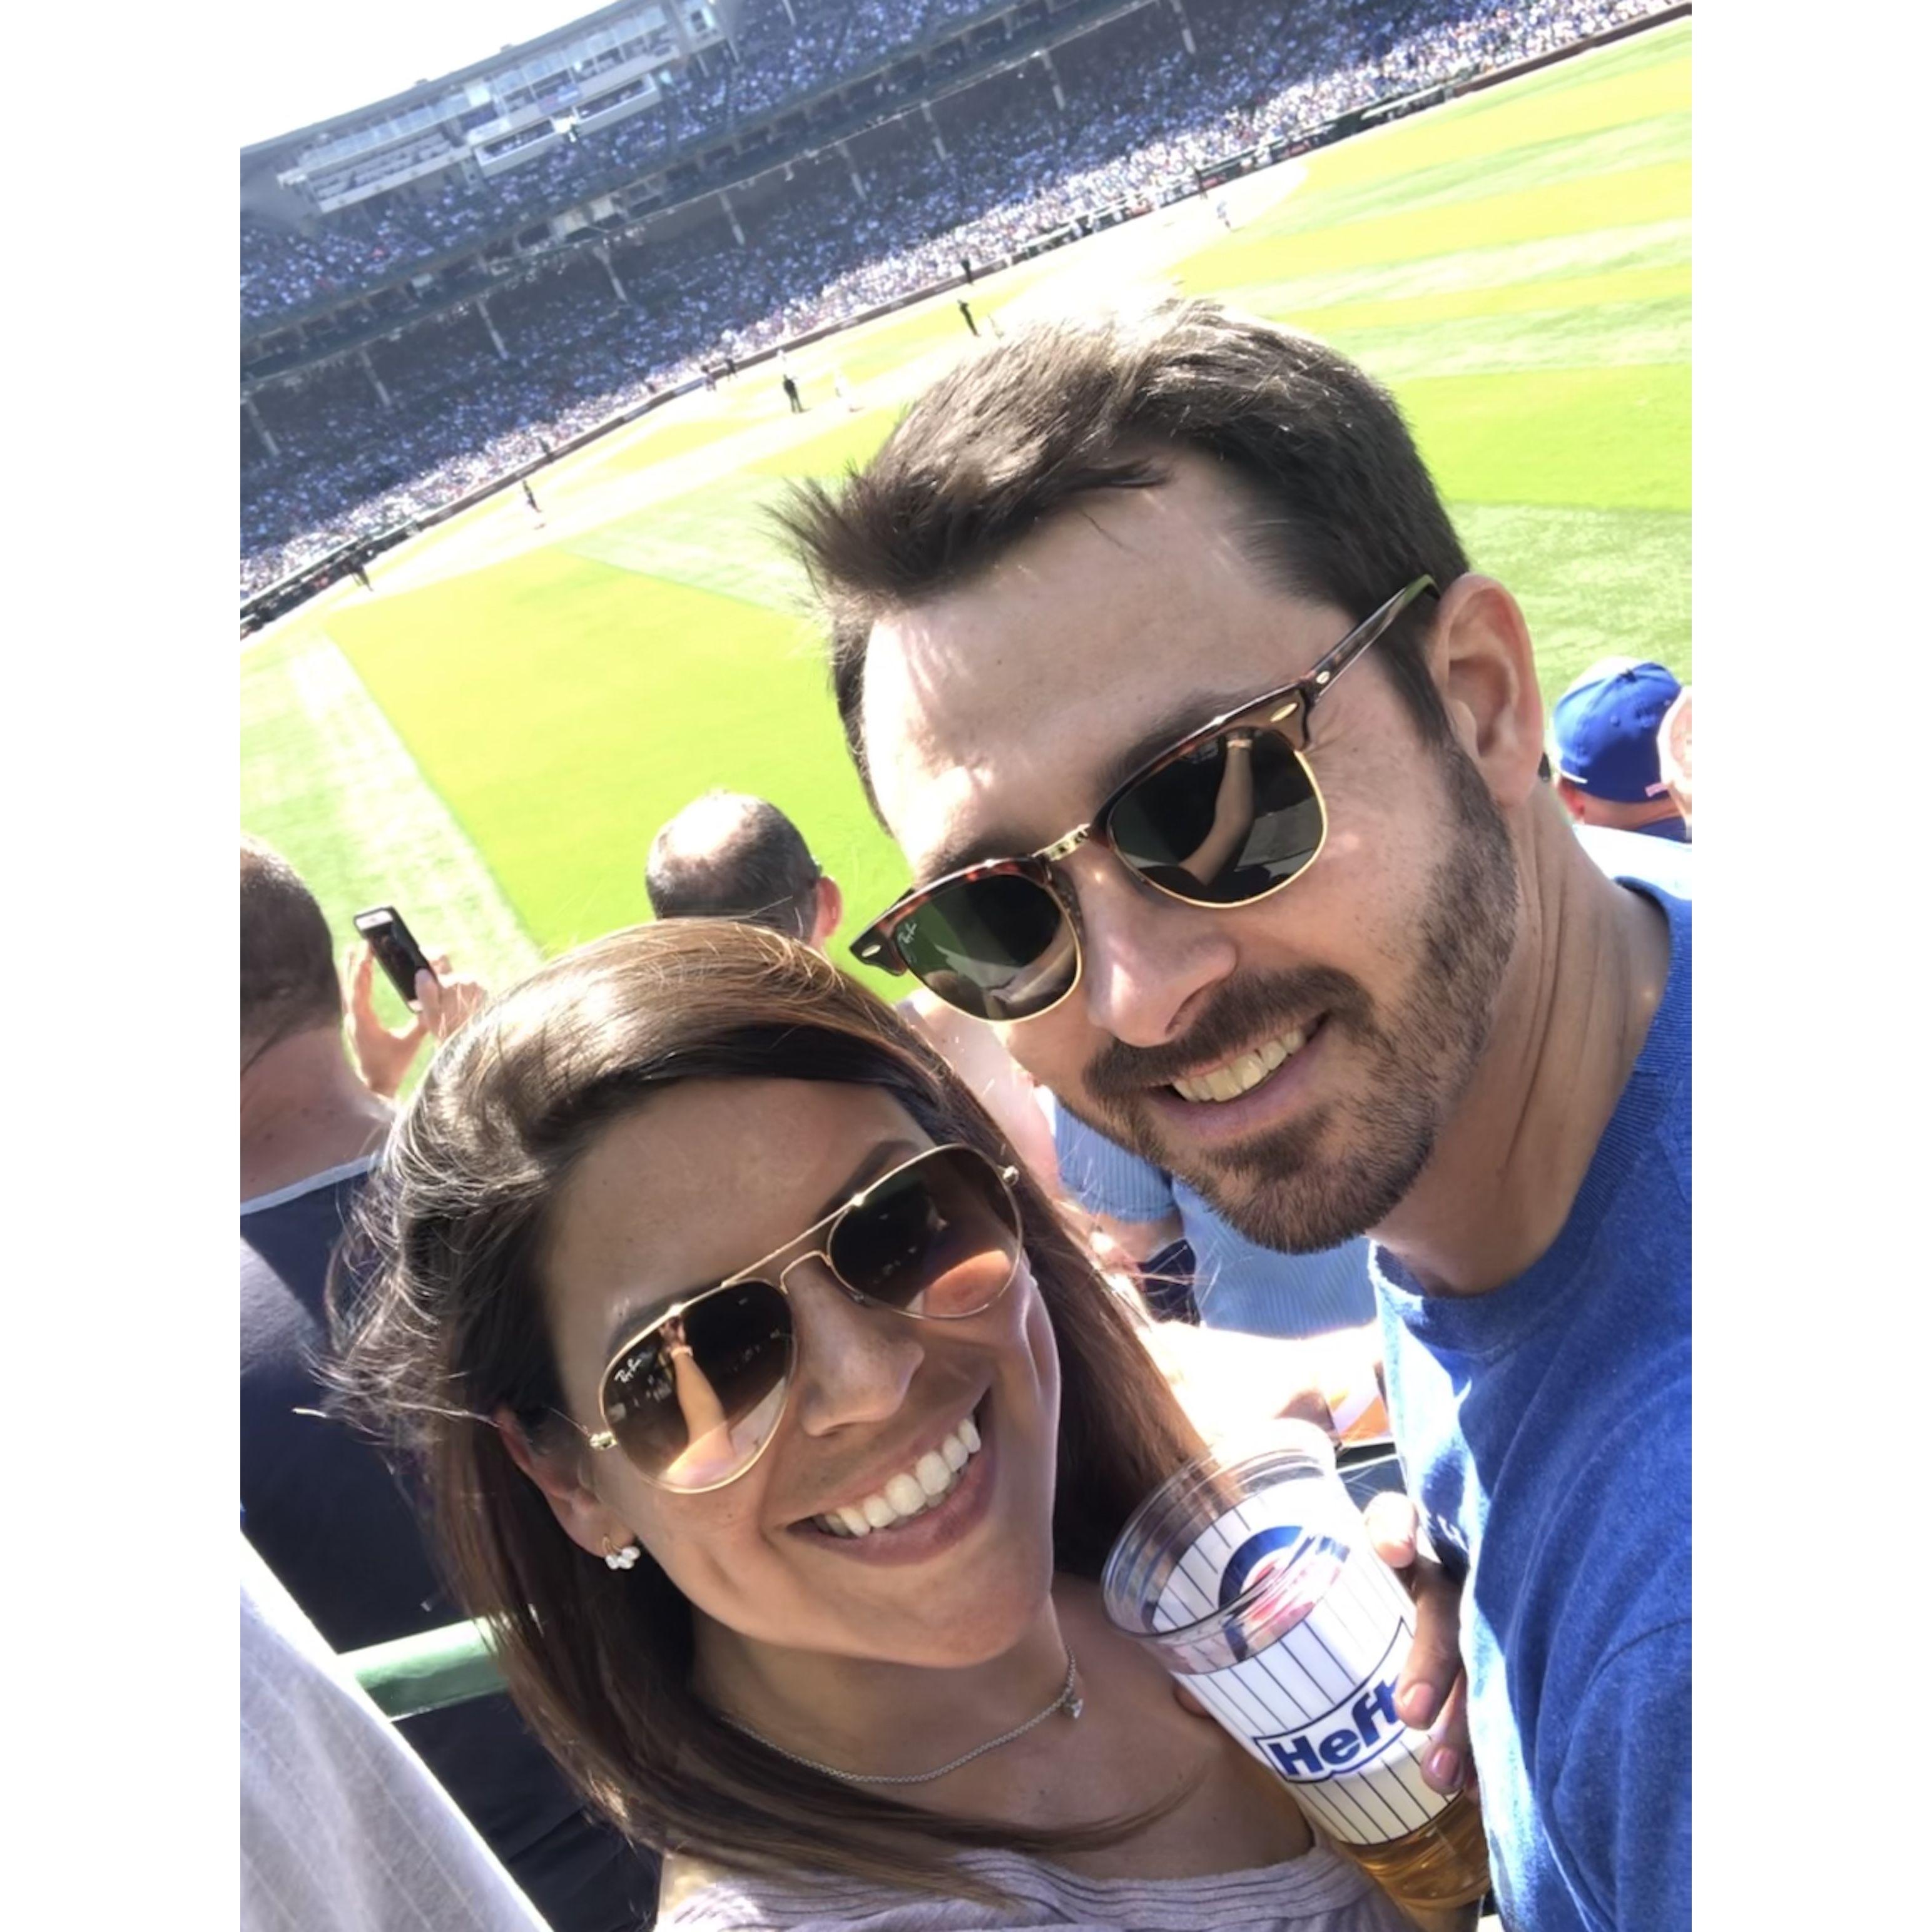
top-left (568, 407), bottom-right (761, 481)
top-left (242, 13), bottom-right (1692, 1002)
top-left (320, 542), bottom-right (905, 958)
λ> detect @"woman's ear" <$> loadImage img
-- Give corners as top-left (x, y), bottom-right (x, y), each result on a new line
top-left (496, 1406), bottom-right (633, 1560)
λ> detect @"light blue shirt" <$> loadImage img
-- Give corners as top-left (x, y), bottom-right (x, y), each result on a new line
top-left (1048, 1095), bottom-right (1375, 1339)
top-left (1574, 821), bottom-right (1693, 898)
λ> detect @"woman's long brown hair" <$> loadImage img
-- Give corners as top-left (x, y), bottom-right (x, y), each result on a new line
top-left (330, 920), bottom-right (1204, 1896)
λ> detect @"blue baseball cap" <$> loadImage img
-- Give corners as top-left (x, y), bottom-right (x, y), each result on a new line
top-left (1551, 660), bottom-right (1682, 803)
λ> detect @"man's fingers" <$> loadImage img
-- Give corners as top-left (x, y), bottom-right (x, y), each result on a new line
top-left (1395, 1554), bottom-right (1462, 1732)
top-left (1361, 1491), bottom-right (1468, 1784)
top-left (1420, 1669), bottom-right (1470, 1795)
top-left (1362, 1488), bottom-right (1420, 1568)
top-left (1171, 1681), bottom-right (1211, 1718)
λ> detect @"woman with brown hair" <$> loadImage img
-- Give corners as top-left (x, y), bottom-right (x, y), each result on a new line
top-left (333, 920), bottom-right (1460, 1932)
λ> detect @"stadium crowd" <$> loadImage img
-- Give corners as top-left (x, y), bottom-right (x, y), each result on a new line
top-left (241, 0), bottom-right (1012, 328)
top-left (241, 0), bottom-right (1662, 597)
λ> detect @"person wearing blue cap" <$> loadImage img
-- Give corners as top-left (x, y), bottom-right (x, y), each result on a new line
top-left (1550, 658), bottom-right (1690, 842)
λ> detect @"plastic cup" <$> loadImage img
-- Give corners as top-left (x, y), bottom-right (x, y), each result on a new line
top-left (1102, 1421), bottom-right (1488, 1910)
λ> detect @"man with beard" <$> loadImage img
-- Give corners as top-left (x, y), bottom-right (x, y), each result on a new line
top-left (778, 302), bottom-right (1689, 1932)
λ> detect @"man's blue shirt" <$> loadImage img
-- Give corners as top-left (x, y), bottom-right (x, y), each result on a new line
top-left (1374, 883), bottom-right (1690, 1932)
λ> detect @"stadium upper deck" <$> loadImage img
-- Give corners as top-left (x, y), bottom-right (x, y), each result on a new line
top-left (243, 2), bottom-right (730, 221)
top-left (240, 0), bottom-right (1669, 603)
top-left (242, 0), bottom-right (1066, 338)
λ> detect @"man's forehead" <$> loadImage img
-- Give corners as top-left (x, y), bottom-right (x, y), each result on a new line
top-left (858, 465), bottom-right (1338, 875)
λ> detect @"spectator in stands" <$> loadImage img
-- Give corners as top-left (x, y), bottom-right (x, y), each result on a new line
top-left (240, 836), bottom-right (659, 1931)
top-left (1052, 1101), bottom-right (1375, 1338)
top-left (783, 298), bottom-right (1690, 1931)
top-left (646, 790), bottom-right (838, 943)
top-left (242, 1538), bottom-right (547, 1932)
top-left (1549, 657), bottom-right (1690, 842)
top-left (331, 919), bottom-right (1468, 1932)
top-left (645, 790), bottom-right (1058, 1190)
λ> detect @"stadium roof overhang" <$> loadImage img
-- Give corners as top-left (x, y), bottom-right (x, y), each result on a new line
top-left (240, 0), bottom-right (679, 165)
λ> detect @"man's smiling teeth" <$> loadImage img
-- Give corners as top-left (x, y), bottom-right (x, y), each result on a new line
top-left (814, 1416), bottom-right (981, 1537)
top-left (1170, 1026), bottom-right (1307, 1104)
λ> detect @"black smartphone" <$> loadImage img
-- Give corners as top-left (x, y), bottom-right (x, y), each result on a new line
top-left (353, 905), bottom-right (437, 1007)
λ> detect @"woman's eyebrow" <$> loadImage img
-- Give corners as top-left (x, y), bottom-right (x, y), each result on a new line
top-left (596, 1136), bottom-right (932, 1366)
top-left (818, 1137), bottom-right (927, 1217)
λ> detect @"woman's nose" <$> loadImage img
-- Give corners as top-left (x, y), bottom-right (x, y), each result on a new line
top-left (780, 1256), bottom-right (925, 1437)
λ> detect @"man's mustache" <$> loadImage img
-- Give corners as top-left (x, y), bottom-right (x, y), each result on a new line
top-left (1083, 967), bottom-right (1375, 1099)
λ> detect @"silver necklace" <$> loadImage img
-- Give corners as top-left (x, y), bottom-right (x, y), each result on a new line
top-left (724, 1650), bottom-right (1082, 1787)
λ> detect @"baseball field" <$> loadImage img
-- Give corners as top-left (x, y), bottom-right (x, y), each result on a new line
top-left (240, 11), bottom-right (1689, 1027)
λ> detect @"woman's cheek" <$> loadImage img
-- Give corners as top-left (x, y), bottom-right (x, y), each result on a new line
top-left (629, 1483), bottom-right (761, 1600)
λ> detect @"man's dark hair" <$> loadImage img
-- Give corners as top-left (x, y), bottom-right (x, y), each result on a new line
top-left (645, 792), bottom-right (821, 938)
top-left (241, 835), bottom-right (340, 1061)
top-left (775, 298), bottom-right (1468, 812)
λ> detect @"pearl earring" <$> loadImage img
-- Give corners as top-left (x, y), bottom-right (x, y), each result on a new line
top-left (601, 1536), bottom-right (641, 1571)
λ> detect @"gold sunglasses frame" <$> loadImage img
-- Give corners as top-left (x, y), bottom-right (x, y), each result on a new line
top-left (852, 576), bottom-right (1440, 1022)
top-left (585, 1142), bottom-right (1023, 1494)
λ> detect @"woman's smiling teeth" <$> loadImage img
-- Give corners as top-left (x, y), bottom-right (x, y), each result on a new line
top-left (813, 1416), bottom-right (982, 1537)
top-left (1169, 1025), bottom-right (1306, 1104)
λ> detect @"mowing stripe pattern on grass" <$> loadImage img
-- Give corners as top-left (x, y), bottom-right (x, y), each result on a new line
top-left (242, 626), bottom-right (541, 1038)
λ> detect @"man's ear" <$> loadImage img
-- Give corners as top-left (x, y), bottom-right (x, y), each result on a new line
top-left (496, 1406), bottom-right (632, 1560)
top-left (1425, 576), bottom-right (1545, 810)
top-left (1552, 776), bottom-right (1590, 824)
top-left (810, 875), bottom-right (845, 951)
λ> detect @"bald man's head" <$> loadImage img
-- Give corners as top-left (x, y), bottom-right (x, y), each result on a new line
top-left (645, 792), bottom-right (825, 940)
top-left (241, 835), bottom-right (340, 1065)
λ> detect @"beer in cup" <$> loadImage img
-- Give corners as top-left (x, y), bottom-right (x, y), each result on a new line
top-left (1101, 1422), bottom-right (1489, 1913)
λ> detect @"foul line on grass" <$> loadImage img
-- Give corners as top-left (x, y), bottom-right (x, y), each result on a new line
top-left (284, 636), bottom-right (543, 990)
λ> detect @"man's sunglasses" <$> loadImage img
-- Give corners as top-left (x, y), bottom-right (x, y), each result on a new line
top-left (586, 1144), bottom-right (1022, 1493)
top-left (852, 577), bottom-right (1438, 1022)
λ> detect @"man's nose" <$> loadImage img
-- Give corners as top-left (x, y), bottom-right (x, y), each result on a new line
top-left (1059, 849), bottom-right (1238, 1050)
top-left (782, 1258), bottom-right (926, 1437)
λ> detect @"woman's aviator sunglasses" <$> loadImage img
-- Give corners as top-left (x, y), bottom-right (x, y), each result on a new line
top-left (852, 577), bottom-right (1438, 1022)
top-left (586, 1144), bottom-right (1022, 1493)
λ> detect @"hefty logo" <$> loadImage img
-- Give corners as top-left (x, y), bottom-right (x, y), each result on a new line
top-left (1216, 1523), bottom-right (1348, 1663)
top-left (1254, 1625), bottom-right (1412, 1784)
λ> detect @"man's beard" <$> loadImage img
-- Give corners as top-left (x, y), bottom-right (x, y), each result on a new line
top-left (1067, 741), bottom-right (1520, 1254)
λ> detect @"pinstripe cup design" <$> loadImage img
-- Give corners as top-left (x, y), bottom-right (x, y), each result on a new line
top-left (1103, 1423), bottom-right (1489, 1906)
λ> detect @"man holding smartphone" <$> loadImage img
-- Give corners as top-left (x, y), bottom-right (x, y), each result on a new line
top-left (240, 839), bottom-right (662, 1929)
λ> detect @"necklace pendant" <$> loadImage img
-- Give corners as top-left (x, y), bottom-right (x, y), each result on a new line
top-left (1065, 1690), bottom-right (1084, 1721)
